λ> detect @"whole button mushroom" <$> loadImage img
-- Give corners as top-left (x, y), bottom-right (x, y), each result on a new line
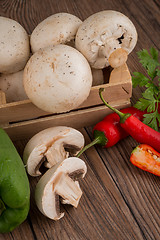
top-left (23, 126), bottom-right (85, 176)
top-left (23, 44), bottom-right (92, 113)
top-left (30, 13), bottom-right (82, 53)
top-left (35, 157), bottom-right (87, 220)
top-left (0, 17), bottom-right (30, 74)
top-left (75, 10), bottom-right (137, 69)
top-left (0, 70), bottom-right (28, 102)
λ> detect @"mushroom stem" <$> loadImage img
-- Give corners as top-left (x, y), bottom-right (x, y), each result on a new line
top-left (108, 48), bottom-right (128, 68)
top-left (44, 143), bottom-right (69, 168)
top-left (56, 173), bottom-right (82, 208)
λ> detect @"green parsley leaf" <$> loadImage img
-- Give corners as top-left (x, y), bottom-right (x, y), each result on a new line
top-left (156, 114), bottom-right (160, 127)
top-left (132, 47), bottom-right (160, 131)
top-left (142, 88), bottom-right (155, 100)
top-left (134, 98), bottom-right (151, 111)
top-left (157, 69), bottom-right (160, 76)
top-left (137, 48), bottom-right (160, 79)
top-left (150, 47), bottom-right (159, 61)
top-left (143, 111), bottom-right (159, 131)
top-left (132, 72), bottom-right (149, 88)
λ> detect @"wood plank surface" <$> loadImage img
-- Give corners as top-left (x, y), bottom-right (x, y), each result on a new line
top-left (0, 0), bottom-right (160, 239)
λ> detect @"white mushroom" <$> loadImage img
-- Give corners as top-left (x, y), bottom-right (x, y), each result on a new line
top-left (75, 10), bottom-right (137, 69)
top-left (0, 70), bottom-right (28, 102)
top-left (23, 126), bottom-right (85, 176)
top-left (35, 157), bottom-right (87, 220)
top-left (23, 44), bottom-right (92, 113)
top-left (91, 68), bottom-right (104, 86)
top-left (0, 17), bottom-right (30, 74)
top-left (30, 13), bottom-right (82, 53)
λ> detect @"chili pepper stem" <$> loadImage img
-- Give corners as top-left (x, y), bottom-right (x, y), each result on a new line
top-left (99, 88), bottom-right (131, 123)
top-left (76, 137), bottom-right (102, 158)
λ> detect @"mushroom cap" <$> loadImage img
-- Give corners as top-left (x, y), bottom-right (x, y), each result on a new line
top-left (23, 126), bottom-right (85, 176)
top-left (23, 44), bottom-right (92, 113)
top-left (75, 10), bottom-right (137, 69)
top-left (0, 70), bottom-right (28, 102)
top-left (30, 13), bottom-right (82, 53)
top-left (35, 157), bottom-right (87, 220)
top-left (0, 17), bottom-right (30, 74)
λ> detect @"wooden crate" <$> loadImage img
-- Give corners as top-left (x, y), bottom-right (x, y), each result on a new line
top-left (0, 64), bottom-right (132, 140)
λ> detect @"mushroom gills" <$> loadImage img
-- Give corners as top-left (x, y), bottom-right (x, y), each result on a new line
top-left (64, 143), bottom-right (82, 156)
top-left (68, 169), bottom-right (85, 181)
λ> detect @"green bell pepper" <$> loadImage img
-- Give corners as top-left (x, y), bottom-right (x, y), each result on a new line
top-left (0, 128), bottom-right (30, 233)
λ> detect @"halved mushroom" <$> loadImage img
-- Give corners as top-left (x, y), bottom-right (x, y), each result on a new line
top-left (35, 157), bottom-right (87, 220)
top-left (23, 44), bottom-right (92, 113)
top-left (0, 17), bottom-right (30, 74)
top-left (23, 126), bottom-right (85, 176)
top-left (0, 70), bottom-right (28, 102)
top-left (75, 10), bottom-right (137, 69)
top-left (30, 13), bottom-right (82, 53)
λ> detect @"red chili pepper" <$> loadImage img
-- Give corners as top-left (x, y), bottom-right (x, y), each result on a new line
top-left (93, 107), bottom-right (145, 147)
top-left (130, 144), bottom-right (160, 176)
top-left (76, 106), bottom-right (146, 157)
top-left (99, 88), bottom-right (160, 152)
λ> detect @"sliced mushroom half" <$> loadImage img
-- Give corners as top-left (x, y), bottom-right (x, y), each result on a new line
top-left (75, 10), bottom-right (137, 69)
top-left (35, 157), bottom-right (87, 220)
top-left (23, 126), bottom-right (85, 176)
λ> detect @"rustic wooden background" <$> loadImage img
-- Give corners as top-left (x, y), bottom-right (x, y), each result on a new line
top-left (0, 0), bottom-right (160, 239)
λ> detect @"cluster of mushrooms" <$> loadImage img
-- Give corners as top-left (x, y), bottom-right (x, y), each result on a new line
top-left (0, 10), bottom-right (138, 220)
top-left (0, 10), bottom-right (137, 112)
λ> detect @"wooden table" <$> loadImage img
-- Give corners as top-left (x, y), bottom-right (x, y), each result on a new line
top-left (0, 0), bottom-right (160, 239)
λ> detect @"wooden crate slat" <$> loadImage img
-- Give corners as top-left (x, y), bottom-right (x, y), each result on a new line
top-left (0, 76), bottom-right (132, 124)
top-left (109, 63), bottom-right (131, 84)
top-left (0, 64), bottom-right (132, 139)
top-left (4, 99), bottom-right (131, 140)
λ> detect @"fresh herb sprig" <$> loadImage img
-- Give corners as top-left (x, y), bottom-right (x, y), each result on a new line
top-left (132, 47), bottom-right (160, 131)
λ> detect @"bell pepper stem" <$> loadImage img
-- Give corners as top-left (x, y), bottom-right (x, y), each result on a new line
top-left (99, 88), bottom-right (131, 123)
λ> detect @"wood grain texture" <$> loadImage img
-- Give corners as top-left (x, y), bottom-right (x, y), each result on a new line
top-left (0, 0), bottom-right (160, 239)
top-left (86, 128), bottom-right (160, 239)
